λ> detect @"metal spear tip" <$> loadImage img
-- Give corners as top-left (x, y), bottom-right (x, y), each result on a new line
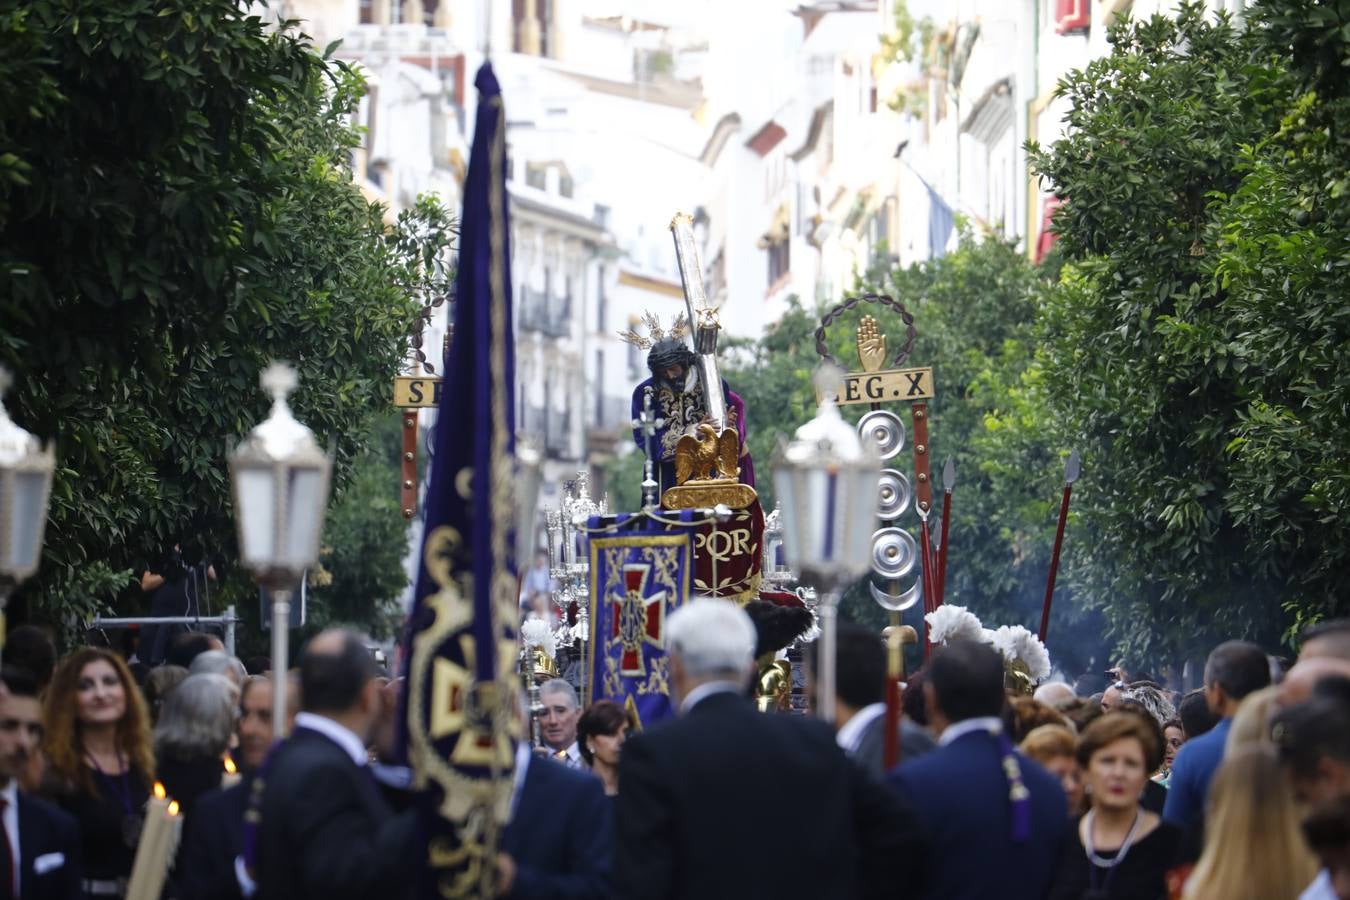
top-left (942, 457), bottom-right (956, 491)
top-left (1064, 449), bottom-right (1082, 485)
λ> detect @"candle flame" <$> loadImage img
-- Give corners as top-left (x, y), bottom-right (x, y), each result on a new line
top-left (167, 800), bottom-right (180, 816)
top-left (153, 782), bottom-right (166, 800)
top-left (223, 756), bottom-right (237, 775)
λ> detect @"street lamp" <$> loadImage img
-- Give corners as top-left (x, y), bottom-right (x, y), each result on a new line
top-left (0, 367), bottom-right (55, 644)
top-left (229, 362), bottom-right (332, 739)
top-left (772, 366), bottom-right (881, 722)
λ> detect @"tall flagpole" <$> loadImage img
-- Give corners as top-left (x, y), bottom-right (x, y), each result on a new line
top-left (1038, 450), bottom-right (1080, 643)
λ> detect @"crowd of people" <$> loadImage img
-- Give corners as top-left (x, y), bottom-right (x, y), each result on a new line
top-left (2, 607), bottom-right (1350, 899)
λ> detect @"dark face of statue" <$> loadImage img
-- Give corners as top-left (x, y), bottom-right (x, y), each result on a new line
top-left (647, 338), bottom-right (695, 393)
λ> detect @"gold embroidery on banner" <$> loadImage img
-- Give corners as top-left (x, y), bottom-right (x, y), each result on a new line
top-left (586, 533), bottom-right (691, 708)
top-left (406, 93), bottom-right (518, 900)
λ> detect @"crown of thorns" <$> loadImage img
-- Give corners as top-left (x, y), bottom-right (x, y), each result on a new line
top-left (617, 311), bottom-right (688, 349)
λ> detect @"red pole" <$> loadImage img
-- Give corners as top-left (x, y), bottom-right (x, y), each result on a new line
top-left (883, 672), bottom-right (901, 768)
top-left (1038, 450), bottom-right (1081, 643)
top-left (919, 514), bottom-right (937, 660)
top-left (936, 488), bottom-right (952, 605)
top-left (936, 458), bottom-right (955, 606)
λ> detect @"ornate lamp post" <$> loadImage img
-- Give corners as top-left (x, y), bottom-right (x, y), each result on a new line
top-left (0, 368), bottom-right (55, 643)
top-left (229, 363), bottom-right (332, 739)
top-left (773, 367), bottom-right (881, 722)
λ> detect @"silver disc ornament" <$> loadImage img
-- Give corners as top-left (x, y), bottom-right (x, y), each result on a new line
top-left (868, 526), bottom-right (921, 612)
top-left (869, 577), bottom-right (922, 612)
top-left (857, 410), bottom-right (906, 460)
top-left (876, 468), bottom-right (912, 520)
top-left (870, 527), bottom-right (918, 579)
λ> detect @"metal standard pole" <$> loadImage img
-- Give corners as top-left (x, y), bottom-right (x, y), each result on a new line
top-left (271, 589), bottom-right (291, 739)
top-left (818, 590), bottom-right (839, 724)
top-left (224, 604), bottom-right (237, 657)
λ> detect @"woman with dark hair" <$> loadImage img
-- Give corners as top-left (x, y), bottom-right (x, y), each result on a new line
top-left (576, 699), bottom-right (633, 797)
top-left (42, 647), bottom-right (156, 899)
top-left (1047, 712), bottom-right (1182, 900)
top-left (1158, 718), bottom-right (1185, 786)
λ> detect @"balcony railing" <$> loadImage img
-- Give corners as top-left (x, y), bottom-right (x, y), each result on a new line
top-left (518, 286), bottom-right (571, 338)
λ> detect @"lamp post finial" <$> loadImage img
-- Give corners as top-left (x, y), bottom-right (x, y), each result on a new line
top-left (261, 361), bottom-right (299, 404)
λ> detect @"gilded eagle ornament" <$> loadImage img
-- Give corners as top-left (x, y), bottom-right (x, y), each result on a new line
top-left (673, 423), bottom-right (741, 485)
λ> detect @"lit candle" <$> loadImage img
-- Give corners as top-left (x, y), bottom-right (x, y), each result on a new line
top-left (222, 755), bottom-right (241, 790)
top-left (126, 784), bottom-right (181, 900)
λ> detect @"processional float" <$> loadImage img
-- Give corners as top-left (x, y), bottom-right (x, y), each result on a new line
top-left (520, 214), bottom-right (1080, 746)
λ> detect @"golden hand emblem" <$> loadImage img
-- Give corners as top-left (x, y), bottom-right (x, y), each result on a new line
top-left (857, 315), bottom-right (887, 373)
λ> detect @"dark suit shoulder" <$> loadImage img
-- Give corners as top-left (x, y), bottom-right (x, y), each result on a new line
top-left (193, 781), bottom-right (250, 818)
top-left (18, 791), bottom-right (78, 836)
top-left (527, 756), bottom-right (603, 795)
top-left (268, 729), bottom-right (360, 777)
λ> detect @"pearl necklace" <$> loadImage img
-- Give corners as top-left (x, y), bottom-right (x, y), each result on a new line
top-left (1083, 808), bottom-right (1143, 869)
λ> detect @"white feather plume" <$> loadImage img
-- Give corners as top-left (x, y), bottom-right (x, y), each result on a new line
top-left (924, 605), bottom-right (988, 646)
top-left (988, 625), bottom-right (1052, 683)
top-left (520, 616), bottom-right (556, 659)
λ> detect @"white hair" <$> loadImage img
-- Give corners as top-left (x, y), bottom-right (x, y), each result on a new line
top-left (1033, 681), bottom-right (1078, 709)
top-left (539, 678), bottom-right (579, 710)
top-left (189, 650), bottom-right (247, 686)
top-left (153, 673), bottom-right (237, 759)
top-left (666, 598), bottom-right (756, 679)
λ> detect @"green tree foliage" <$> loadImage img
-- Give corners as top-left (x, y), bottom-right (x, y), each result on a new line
top-left (1209, 0), bottom-right (1350, 637)
top-left (305, 414), bottom-right (411, 640)
top-left (0, 0), bottom-right (453, 632)
top-left (1027, 1), bottom-right (1350, 659)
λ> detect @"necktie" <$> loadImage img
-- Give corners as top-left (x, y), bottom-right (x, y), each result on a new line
top-left (0, 795), bottom-right (15, 900)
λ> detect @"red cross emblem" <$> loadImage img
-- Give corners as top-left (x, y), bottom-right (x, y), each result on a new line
top-left (611, 564), bottom-right (667, 677)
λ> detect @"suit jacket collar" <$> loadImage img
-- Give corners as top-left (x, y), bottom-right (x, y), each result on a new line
top-left (939, 716), bottom-right (1003, 746)
top-left (838, 703), bottom-right (887, 753)
top-left (293, 712), bottom-right (367, 766)
top-left (680, 682), bottom-right (744, 715)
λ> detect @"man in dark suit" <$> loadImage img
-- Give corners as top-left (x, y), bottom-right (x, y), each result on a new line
top-left (0, 667), bottom-right (81, 900)
top-left (178, 674), bottom-right (296, 900)
top-left (498, 718), bottom-right (613, 898)
top-left (809, 623), bottom-right (935, 777)
top-left (615, 599), bottom-right (926, 900)
top-left (255, 630), bottom-right (417, 900)
top-left (889, 641), bottom-right (1068, 900)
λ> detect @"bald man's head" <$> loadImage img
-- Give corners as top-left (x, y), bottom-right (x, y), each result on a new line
top-left (1300, 621), bottom-right (1350, 662)
top-left (1281, 657), bottom-right (1350, 708)
top-left (300, 628), bottom-right (377, 716)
